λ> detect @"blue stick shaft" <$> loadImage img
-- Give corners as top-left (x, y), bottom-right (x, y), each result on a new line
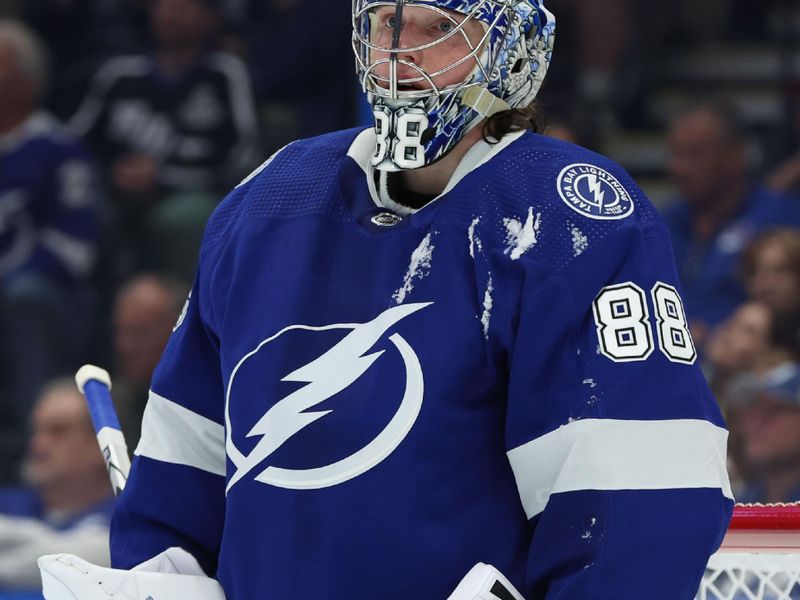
top-left (84, 380), bottom-right (122, 432)
top-left (75, 365), bottom-right (131, 496)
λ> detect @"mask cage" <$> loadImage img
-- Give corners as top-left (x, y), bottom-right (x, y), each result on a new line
top-left (352, 0), bottom-right (508, 101)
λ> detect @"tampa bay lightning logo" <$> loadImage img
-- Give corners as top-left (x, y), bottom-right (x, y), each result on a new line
top-left (225, 303), bottom-right (430, 493)
top-left (556, 163), bottom-right (634, 221)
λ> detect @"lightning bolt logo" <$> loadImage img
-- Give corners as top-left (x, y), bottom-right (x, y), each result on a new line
top-left (225, 302), bottom-right (431, 493)
top-left (586, 175), bottom-right (606, 209)
top-left (556, 163), bottom-right (634, 221)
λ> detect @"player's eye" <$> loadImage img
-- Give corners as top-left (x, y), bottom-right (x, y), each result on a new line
top-left (437, 20), bottom-right (454, 33)
top-left (386, 15), bottom-right (398, 28)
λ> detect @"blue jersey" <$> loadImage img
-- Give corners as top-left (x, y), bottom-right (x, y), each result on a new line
top-left (0, 112), bottom-right (99, 287)
top-left (111, 129), bottom-right (733, 599)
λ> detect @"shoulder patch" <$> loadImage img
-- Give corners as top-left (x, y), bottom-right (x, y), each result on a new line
top-left (556, 163), bottom-right (634, 221)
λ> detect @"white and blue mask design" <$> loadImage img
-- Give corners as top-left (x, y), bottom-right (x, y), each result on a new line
top-left (352, 0), bottom-right (556, 171)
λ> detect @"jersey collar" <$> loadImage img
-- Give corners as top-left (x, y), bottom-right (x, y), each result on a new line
top-left (347, 128), bottom-right (527, 215)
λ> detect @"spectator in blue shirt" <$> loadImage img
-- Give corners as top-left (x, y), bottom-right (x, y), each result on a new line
top-left (662, 100), bottom-right (800, 349)
top-left (0, 378), bottom-right (114, 593)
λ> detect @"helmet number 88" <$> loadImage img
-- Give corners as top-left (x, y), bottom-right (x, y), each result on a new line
top-left (372, 108), bottom-right (428, 170)
top-left (592, 282), bottom-right (696, 364)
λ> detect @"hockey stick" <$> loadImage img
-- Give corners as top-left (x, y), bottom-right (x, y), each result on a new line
top-left (75, 364), bottom-right (131, 497)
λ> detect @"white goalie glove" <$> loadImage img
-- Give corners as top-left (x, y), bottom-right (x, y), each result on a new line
top-left (38, 547), bottom-right (226, 600)
top-left (447, 563), bottom-right (526, 600)
top-left (38, 552), bottom-right (521, 600)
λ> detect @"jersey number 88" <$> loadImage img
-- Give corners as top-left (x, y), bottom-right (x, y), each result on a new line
top-left (592, 282), bottom-right (696, 365)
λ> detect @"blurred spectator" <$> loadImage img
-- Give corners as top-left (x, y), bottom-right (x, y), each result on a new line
top-left (112, 273), bottom-right (189, 447)
top-left (544, 117), bottom-right (581, 145)
top-left (768, 103), bottom-right (800, 196)
top-left (550, 0), bottom-right (633, 136)
top-left (704, 302), bottom-right (774, 397)
top-left (21, 0), bottom-right (149, 120)
top-left (705, 301), bottom-right (800, 398)
top-left (741, 228), bottom-right (800, 317)
top-left (0, 21), bottom-right (100, 483)
top-left (727, 363), bottom-right (800, 504)
top-left (661, 101), bottom-right (800, 349)
top-left (0, 0), bottom-right (19, 18)
top-left (69, 0), bottom-right (258, 277)
top-left (232, 0), bottom-right (356, 151)
top-left (0, 378), bottom-right (113, 592)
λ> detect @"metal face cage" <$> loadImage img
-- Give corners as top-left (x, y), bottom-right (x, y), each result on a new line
top-left (352, 0), bottom-right (505, 100)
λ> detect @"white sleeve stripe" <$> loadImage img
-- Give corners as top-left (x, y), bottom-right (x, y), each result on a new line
top-left (135, 391), bottom-right (226, 477)
top-left (506, 418), bottom-right (733, 519)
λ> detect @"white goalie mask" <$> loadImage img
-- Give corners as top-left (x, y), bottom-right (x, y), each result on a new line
top-left (352, 0), bottom-right (555, 171)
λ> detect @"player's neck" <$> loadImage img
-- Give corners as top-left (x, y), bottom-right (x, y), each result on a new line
top-left (398, 125), bottom-right (485, 198)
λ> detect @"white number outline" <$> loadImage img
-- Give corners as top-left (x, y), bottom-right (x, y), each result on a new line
top-left (371, 108), bottom-right (428, 169)
top-left (592, 283), bottom-right (654, 363)
top-left (373, 109), bottom-right (391, 165)
top-left (651, 283), bottom-right (697, 365)
top-left (592, 281), bottom-right (697, 365)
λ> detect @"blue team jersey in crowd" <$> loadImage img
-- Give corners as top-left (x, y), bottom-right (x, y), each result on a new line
top-left (111, 129), bottom-right (734, 599)
top-left (0, 112), bottom-right (98, 286)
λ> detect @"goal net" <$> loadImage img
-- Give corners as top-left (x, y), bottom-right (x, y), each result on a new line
top-left (698, 504), bottom-right (800, 600)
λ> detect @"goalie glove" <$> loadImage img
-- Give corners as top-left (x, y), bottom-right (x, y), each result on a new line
top-left (447, 563), bottom-right (526, 600)
top-left (38, 547), bottom-right (226, 600)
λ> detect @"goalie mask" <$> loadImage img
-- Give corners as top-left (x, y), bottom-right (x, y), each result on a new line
top-left (352, 0), bottom-right (555, 172)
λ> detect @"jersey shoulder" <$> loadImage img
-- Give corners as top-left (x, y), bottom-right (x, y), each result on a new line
top-left (490, 132), bottom-right (661, 228)
top-left (444, 132), bottom-right (670, 277)
top-left (202, 127), bottom-right (364, 249)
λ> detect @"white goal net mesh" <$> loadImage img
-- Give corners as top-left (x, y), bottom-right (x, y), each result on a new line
top-left (696, 504), bottom-right (800, 600)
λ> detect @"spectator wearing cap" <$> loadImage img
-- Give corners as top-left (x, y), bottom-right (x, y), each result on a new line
top-left (662, 101), bottom-right (800, 350)
top-left (727, 363), bottom-right (800, 504)
top-left (709, 301), bottom-right (800, 503)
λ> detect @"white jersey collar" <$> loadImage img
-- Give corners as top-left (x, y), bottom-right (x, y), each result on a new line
top-left (347, 128), bottom-right (526, 215)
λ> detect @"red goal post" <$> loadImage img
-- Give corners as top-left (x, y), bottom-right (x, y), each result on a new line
top-left (719, 503), bottom-right (800, 553)
top-left (699, 503), bottom-right (800, 599)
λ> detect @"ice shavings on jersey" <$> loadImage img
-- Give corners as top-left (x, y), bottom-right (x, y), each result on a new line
top-left (503, 208), bottom-right (541, 261)
top-left (393, 233), bottom-right (436, 305)
top-left (468, 217), bottom-right (483, 258)
top-left (570, 225), bottom-right (589, 257)
top-left (581, 517), bottom-right (598, 540)
top-left (480, 275), bottom-right (494, 339)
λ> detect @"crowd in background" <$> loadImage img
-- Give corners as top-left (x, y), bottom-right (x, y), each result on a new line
top-left (0, 0), bottom-right (799, 595)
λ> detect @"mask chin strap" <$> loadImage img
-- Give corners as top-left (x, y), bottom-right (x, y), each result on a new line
top-left (389, 0), bottom-right (405, 99)
top-left (461, 86), bottom-right (511, 118)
